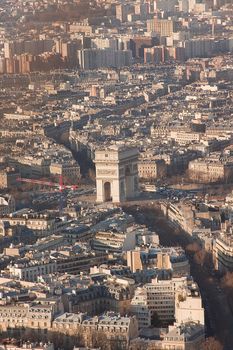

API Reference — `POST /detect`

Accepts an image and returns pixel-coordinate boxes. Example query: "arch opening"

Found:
[104,182,112,202]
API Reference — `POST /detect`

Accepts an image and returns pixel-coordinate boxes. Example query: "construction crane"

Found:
[16,175,78,213]
[17,175,78,192]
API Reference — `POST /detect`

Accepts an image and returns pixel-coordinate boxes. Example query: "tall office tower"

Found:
[129,36,158,58]
[55,39,81,66]
[155,18,175,37]
[184,38,214,59]
[147,18,175,37]
[144,46,165,63]
[178,0,189,11]
[4,40,24,58]
[0,58,6,73]
[77,48,132,69]
[154,0,178,12]
[4,42,13,59]
[144,0,156,13]
[91,37,119,50]
[116,3,128,22]
[188,0,197,11]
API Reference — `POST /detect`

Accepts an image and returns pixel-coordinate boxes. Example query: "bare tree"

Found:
[90,330,110,350]
[201,337,223,350]
[194,248,206,267]
[186,242,200,253]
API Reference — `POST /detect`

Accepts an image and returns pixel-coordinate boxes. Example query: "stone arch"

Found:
[125,166,131,176]
[125,165,132,198]
[104,182,112,202]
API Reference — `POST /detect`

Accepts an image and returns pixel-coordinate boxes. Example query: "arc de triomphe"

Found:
[94,145,139,203]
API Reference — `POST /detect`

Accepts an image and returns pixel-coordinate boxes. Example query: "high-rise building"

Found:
[115,3,131,22]
[91,37,119,50]
[55,39,81,66]
[77,48,132,70]
[147,18,175,37]
[178,0,189,12]
[144,46,165,63]
[184,38,214,59]
[4,39,54,59]
[154,0,178,12]
[130,36,158,58]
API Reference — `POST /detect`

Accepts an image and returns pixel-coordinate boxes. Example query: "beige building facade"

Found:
[188,157,233,183]
[49,162,81,184]
[213,235,233,272]
[127,250,143,273]
[138,159,167,180]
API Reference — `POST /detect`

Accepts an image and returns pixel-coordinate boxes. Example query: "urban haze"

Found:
[0,0,232,349]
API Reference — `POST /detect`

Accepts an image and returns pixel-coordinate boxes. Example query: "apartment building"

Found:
[138,159,167,180]
[154,0,178,11]
[131,277,204,333]
[49,162,81,184]
[4,39,54,58]
[1,213,60,237]
[130,322,205,349]
[0,304,28,330]
[175,287,205,325]
[130,287,152,329]
[170,130,202,145]
[0,299,60,331]
[161,201,195,235]
[69,23,93,35]
[0,169,19,189]
[147,19,175,37]
[115,4,131,22]
[67,283,132,316]
[77,49,132,70]
[127,250,143,273]
[57,252,108,274]
[8,259,57,282]
[188,156,233,183]
[92,229,136,253]
[53,312,138,349]
[145,276,187,324]
[12,156,50,178]
[213,234,233,273]
[30,235,64,252]
[0,195,15,216]
[151,125,170,138]
[144,46,165,64]
[140,247,190,276]
[0,342,54,350]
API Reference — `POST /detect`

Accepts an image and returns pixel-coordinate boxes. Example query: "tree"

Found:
[88,168,96,182]
[186,242,200,254]
[221,272,233,289]
[89,330,110,350]
[151,311,163,327]
[178,294,186,302]
[201,337,223,350]
[194,248,206,267]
